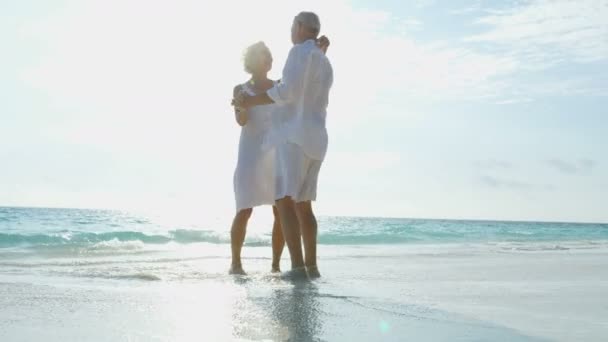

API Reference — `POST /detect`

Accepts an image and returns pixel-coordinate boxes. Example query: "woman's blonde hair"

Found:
[243,41,271,74]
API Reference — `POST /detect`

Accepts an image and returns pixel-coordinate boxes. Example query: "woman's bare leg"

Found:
[271,206,285,272]
[230,208,252,274]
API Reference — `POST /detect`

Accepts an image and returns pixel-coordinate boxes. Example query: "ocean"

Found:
[1,206,607,341]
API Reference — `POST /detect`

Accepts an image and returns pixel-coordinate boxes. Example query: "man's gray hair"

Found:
[295,11,321,36]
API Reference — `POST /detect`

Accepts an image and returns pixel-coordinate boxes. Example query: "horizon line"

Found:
[1,205,606,225]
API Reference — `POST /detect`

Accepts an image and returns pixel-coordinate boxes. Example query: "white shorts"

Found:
[275,143,322,203]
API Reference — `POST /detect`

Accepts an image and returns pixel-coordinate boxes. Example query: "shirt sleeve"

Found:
[267,45,307,105]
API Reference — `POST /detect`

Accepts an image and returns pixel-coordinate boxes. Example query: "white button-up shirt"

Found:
[267,39,333,161]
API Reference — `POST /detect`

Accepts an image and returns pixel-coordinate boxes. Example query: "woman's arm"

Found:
[233,85,248,126]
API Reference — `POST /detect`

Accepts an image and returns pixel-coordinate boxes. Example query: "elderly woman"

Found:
[230,42,284,275]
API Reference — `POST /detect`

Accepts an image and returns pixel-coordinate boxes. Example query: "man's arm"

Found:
[267,45,307,106]
[317,35,330,54]
[234,43,320,109]
[235,45,306,110]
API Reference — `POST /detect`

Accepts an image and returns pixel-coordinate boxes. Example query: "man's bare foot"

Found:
[271,264,281,273]
[280,266,309,281]
[306,265,321,279]
[229,264,246,275]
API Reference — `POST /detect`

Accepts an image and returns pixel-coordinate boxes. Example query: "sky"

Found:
[1,0,607,223]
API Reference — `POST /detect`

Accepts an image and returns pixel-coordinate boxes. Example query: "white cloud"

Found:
[466,0,608,65]
[480,175,555,192]
[328,151,401,172]
[397,18,423,32]
[449,2,483,15]
[413,0,436,8]
[494,97,533,105]
[473,159,513,169]
[546,158,597,175]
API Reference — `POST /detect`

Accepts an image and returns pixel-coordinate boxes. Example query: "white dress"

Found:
[233,82,277,212]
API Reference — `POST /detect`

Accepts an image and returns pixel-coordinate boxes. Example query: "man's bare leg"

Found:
[271,206,285,272]
[275,196,305,271]
[296,201,320,278]
[229,208,252,275]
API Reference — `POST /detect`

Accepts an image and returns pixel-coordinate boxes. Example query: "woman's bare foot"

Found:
[271,264,281,273]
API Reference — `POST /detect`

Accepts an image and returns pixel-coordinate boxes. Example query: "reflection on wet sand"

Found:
[230,277,323,341]
[270,282,322,341]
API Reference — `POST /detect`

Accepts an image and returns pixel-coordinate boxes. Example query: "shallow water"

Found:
[1,207,607,341]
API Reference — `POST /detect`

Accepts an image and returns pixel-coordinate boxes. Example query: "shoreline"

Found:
[1,245,607,341]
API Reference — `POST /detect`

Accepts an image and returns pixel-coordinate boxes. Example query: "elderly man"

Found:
[234,12,333,278]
